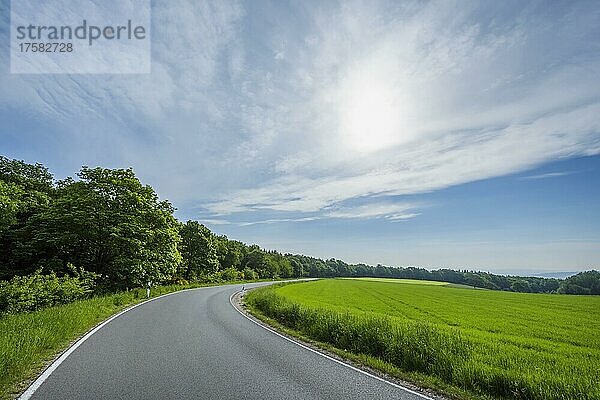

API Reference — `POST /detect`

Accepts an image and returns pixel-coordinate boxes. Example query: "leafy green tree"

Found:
[23,167,181,288]
[0,157,54,278]
[213,235,229,269]
[214,235,244,270]
[264,256,281,279]
[179,221,219,280]
[0,181,23,233]
[510,280,531,293]
[0,156,53,193]
[227,240,246,269]
[558,271,600,295]
[289,258,304,278]
[269,252,292,278]
[242,246,275,278]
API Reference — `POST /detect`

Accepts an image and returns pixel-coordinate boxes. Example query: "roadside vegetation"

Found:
[245,279,600,400]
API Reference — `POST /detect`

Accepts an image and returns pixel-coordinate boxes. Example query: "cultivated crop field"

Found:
[246,278,600,400]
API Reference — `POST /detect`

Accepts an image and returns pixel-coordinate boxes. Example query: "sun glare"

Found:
[339,75,403,153]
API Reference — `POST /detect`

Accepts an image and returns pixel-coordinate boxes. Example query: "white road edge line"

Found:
[18,285,218,400]
[229,290,435,400]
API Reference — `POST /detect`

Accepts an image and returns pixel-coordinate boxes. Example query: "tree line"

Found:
[1,156,598,297]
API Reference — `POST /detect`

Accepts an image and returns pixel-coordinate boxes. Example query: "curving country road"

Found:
[23,282,430,400]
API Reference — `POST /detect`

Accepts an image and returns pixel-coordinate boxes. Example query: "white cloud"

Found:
[207,102,600,217]
[520,172,575,180]
[198,219,233,226]
[325,203,420,220]
[238,217,318,226]
[204,202,420,226]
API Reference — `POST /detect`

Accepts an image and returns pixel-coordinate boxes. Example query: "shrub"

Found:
[242,268,259,280]
[0,266,98,314]
[221,267,242,281]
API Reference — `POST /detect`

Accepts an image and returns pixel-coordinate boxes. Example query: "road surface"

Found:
[24,282,430,400]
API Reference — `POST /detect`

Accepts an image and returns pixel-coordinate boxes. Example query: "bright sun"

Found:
[339,75,403,153]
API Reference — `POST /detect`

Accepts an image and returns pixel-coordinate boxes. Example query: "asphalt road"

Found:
[25,282,430,400]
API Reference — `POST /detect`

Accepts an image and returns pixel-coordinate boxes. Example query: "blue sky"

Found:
[1,0,599,274]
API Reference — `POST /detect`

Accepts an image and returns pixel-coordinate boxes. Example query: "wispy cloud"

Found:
[325,202,420,221]
[207,102,600,219]
[238,217,319,227]
[198,219,233,226]
[520,171,576,180]
[203,202,422,225]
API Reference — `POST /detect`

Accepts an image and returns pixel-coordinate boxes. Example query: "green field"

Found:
[245,278,600,400]
[342,277,451,285]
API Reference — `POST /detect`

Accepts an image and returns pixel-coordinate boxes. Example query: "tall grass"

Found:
[246,283,600,400]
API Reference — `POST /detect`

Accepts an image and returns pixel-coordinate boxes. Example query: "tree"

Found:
[242,247,274,278]
[289,258,304,278]
[214,236,244,270]
[23,167,181,288]
[0,157,54,279]
[510,280,531,293]
[0,156,53,193]
[558,271,600,295]
[179,221,219,280]
[0,181,23,233]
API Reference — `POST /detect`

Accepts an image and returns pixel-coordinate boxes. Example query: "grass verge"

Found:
[0,280,253,399]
